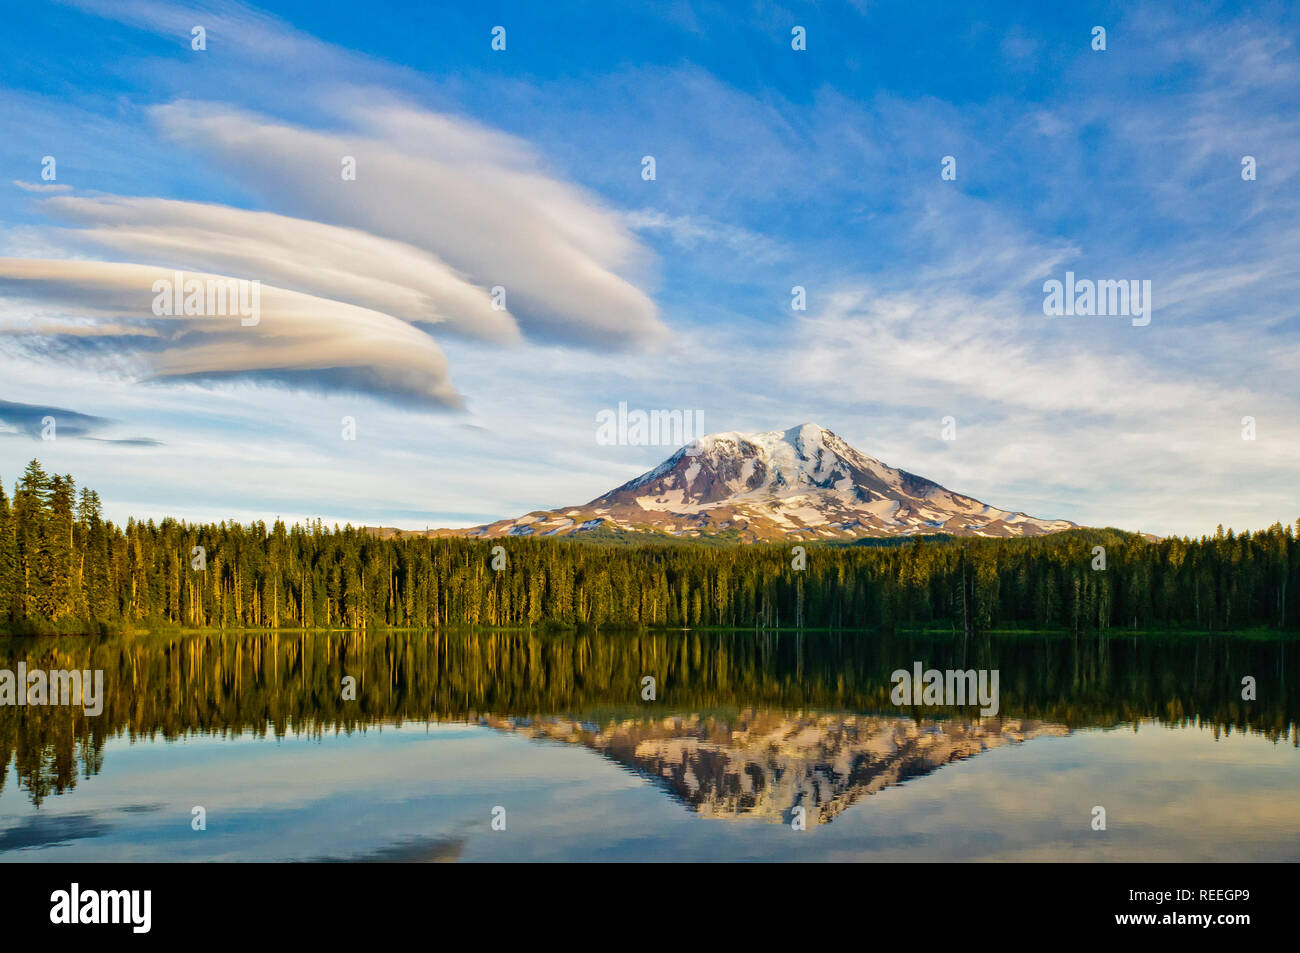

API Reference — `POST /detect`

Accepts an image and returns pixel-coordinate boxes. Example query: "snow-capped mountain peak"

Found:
[431,424,1077,542]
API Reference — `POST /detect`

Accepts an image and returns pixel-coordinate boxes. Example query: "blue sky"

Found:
[0,0,1297,536]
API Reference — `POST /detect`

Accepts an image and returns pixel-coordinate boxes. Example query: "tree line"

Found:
[1,459,1297,634]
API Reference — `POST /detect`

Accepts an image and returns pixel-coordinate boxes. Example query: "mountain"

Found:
[424,423,1076,543]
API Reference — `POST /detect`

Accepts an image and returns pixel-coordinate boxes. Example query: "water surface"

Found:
[1,628,1297,861]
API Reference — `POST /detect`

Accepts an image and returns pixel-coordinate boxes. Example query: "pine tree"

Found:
[13,460,52,622]
[0,480,16,622]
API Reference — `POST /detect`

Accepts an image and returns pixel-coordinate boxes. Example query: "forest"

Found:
[1,459,1297,635]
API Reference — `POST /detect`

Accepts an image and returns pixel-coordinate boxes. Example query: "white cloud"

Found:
[12,181,72,193]
[789,274,1300,536]
[0,258,462,408]
[149,100,668,349]
[39,192,521,344]
[625,208,783,263]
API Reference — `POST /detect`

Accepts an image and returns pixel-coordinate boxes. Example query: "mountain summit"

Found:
[429,423,1075,543]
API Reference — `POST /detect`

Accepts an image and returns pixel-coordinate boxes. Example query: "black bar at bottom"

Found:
[2,861,1275,940]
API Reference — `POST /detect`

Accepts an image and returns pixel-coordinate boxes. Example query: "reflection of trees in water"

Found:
[1,629,1296,806]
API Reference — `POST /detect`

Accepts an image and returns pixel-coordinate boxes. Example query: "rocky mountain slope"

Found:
[422,423,1075,543]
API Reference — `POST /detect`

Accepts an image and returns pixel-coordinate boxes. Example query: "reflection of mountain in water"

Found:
[486,711,1069,825]
[2,627,1294,808]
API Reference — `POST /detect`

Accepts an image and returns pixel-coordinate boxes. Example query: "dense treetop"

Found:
[2,460,1297,634]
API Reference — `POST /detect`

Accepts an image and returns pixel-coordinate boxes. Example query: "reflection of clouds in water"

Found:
[1,626,1297,861]
[0,811,111,853]
[0,802,164,854]
[303,835,463,863]
[813,724,1300,863]
[1,721,1297,862]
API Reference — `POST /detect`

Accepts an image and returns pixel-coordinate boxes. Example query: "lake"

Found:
[1,628,1298,861]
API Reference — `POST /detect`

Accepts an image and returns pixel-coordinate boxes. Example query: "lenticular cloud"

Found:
[149,100,667,349]
[0,258,463,409]
[1,98,666,409]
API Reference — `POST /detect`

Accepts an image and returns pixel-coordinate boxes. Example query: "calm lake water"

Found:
[1,628,1297,862]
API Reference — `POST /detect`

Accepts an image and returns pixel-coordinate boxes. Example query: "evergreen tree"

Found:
[0,459,1297,635]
